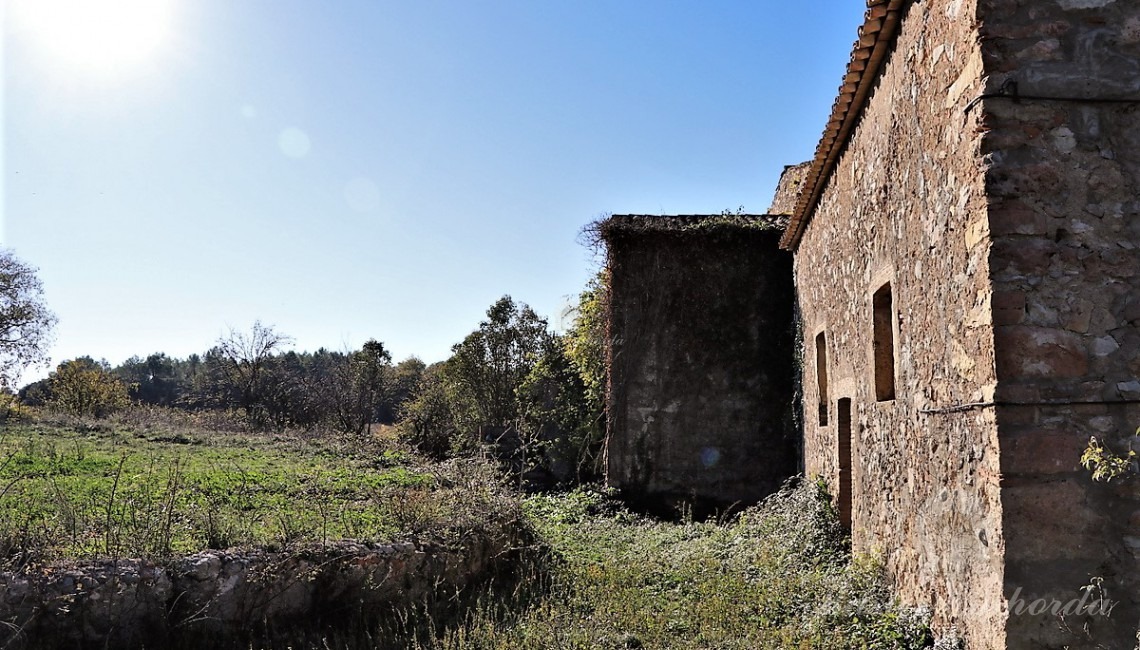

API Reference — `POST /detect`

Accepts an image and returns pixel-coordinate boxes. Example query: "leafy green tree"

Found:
[397,363,457,460]
[115,353,182,406]
[564,270,608,415]
[17,377,50,407]
[0,249,57,390]
[445,296,553,435]
[517,335,598,483]
[260,350,318,432]
[48,357,131,418]
[397,297,553,459]
[183,347,234,411]
[555,269,610,479]
[377,356,426,424]
[395,292,607,484]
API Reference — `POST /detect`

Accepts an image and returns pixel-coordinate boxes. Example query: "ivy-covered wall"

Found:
[601,215,796,512]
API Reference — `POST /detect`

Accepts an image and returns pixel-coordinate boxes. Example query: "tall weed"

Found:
[413,479,933,650]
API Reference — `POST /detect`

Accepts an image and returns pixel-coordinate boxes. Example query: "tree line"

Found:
[19,327,425,436]
[0,245,608,485]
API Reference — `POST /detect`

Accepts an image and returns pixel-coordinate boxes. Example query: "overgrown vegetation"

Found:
[0,407,937,649]
[45,357,131,418]
[17,288,607,490]
[397,292,605,487]
[402,480,933,650]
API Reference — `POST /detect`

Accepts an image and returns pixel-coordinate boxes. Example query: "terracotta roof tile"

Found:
[779,0,909,250]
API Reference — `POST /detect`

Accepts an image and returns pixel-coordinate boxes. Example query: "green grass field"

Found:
[0,415,489,566]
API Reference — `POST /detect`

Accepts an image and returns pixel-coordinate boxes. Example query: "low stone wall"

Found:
[0,531,521,649]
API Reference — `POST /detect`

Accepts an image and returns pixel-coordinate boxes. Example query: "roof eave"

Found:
[779,0,909,251]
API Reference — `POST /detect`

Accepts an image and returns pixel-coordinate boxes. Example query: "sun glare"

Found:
[12,0,174,75]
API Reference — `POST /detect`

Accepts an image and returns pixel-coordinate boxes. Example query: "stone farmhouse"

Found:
[603,0,1140,647]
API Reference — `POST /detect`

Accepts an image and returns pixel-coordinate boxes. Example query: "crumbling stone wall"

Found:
[602,215,796,512]
[790,0,1007,645]
[0,531,519,649]
[977,0,1140,646]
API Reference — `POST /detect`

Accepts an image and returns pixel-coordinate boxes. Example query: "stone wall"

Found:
[768,162,811,215]
[791,0,1008,645]
[977,0,1140,646]
[602,215,796,512]
[0,530,520,649]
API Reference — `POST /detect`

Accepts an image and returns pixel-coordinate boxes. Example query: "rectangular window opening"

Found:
[816,331,829,426]
[873,283,896,402]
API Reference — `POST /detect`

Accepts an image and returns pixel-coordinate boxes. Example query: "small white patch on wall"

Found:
[1057,0,1116,9]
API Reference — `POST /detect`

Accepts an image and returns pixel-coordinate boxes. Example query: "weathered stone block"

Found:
[993,290,1027,324]
[990,200,1049,236]
[1001,479,1104,562]
[1001,430,1086,474]
[991,237,1058,275]
[994,325,1090,379]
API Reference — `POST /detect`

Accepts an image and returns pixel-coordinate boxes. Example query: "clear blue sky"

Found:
[4,1,864,384]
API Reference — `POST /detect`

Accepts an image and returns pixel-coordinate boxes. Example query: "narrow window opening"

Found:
[837,397,853,532]
[873,283,896,401]
[816,331,829,426]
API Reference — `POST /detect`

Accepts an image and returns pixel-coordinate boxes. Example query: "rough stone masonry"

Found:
[783,0,1140,647]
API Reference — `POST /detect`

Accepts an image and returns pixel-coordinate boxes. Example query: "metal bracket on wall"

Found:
[921,398,1140,415]
[964,77,1140,115]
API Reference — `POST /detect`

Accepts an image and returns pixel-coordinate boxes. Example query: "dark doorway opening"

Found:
[837,397,853,532]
